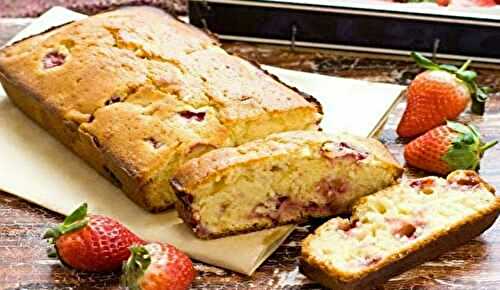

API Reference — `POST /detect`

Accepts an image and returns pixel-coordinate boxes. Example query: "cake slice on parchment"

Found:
[171,130,403,239]
[301,170,499,290]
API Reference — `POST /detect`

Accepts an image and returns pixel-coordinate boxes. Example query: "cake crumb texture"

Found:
[301,170,499,288]
[172,130,402,238]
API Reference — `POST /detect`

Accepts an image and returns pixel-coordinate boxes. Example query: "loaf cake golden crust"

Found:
[0,7,321,211]
[171,131,403,239]
[301,170,499,290]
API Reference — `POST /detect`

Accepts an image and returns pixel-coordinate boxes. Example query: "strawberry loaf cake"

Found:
[171,131,403,239]
[301,170,499,289]
[0,7,322,212]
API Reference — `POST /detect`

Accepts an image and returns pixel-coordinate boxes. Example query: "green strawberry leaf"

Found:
[439,64,459,73]
[476,86,490,101]
[463,134,475,145]
[468,124,481,138]
[442,122,497,171]
[63,203,87,225]
[43,203,89,245]
[411,52,489,115]
[456,70,477,82]
[446,120,472,135]
[470,84,489,115]
[59,219,89,236]
[442,143,479,171]
[42,228,60,240]
[121,246,152,290]
[482,86,493,94]
[411,52,440,70]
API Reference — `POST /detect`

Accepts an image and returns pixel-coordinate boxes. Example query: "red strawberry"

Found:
[404,121,497,175]
[121,242,196,290]
[397,52,489,138]
[452,0,496,7]
[436,0,451,6]
[43,203,144,272]
[473,0,497,6]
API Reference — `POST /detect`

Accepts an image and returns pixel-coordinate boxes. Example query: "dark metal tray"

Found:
[189,0,500,63]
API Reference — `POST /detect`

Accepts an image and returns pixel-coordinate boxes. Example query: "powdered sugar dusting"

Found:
[194,263,227,276]
[272,266,313,288]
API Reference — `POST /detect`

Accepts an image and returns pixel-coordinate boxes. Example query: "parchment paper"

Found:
[0,7,405,275]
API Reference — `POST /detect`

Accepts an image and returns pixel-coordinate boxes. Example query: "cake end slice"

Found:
[301,170,499,290]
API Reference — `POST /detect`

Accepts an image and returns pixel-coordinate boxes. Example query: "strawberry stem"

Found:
[458,59,471,72]
[480,140,498,154]
[411,52,440,70]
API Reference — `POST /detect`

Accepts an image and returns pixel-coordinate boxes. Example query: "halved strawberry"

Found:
[43,203,144,272]
[121,242,196,290]
[404,121,497,175]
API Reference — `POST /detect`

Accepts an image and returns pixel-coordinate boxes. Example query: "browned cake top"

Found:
[172,130,401,193]
[0,7,321,182]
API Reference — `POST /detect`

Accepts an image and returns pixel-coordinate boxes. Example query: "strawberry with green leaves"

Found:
[121,242,196,290]
[44,203,144,272]
[404,121,497,175]
[397,52,489,138]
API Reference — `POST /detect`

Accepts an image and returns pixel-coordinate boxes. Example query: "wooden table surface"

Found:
[1,18,500,290]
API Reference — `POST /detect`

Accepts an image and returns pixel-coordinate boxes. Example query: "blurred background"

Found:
[0,0,187,17]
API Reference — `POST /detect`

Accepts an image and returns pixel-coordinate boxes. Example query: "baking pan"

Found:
[189,0,500,63]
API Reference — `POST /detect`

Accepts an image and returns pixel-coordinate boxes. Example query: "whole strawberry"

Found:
[452,0,497,6]
[397,52,489,138]
[121,242,196,290]
[43,203,144,272]
[404,121,497,175]
[436,0,450,6]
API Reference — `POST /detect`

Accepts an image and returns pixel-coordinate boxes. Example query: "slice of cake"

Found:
[171,130,403,239]
[301,170,499,290]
